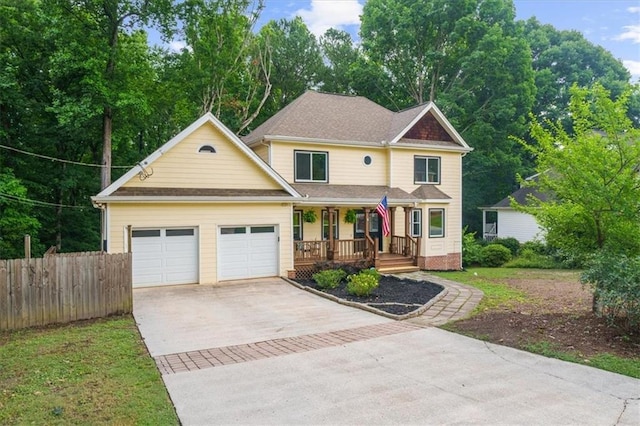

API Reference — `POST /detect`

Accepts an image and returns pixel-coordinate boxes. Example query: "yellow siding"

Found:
[270,142,388,185]
[107,203,292,283]
[122,123,280,190]
[253,144,270,164]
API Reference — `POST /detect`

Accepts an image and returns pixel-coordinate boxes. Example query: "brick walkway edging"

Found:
[155,322,423,375]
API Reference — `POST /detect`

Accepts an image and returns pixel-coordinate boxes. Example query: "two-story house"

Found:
[92,91,472,287]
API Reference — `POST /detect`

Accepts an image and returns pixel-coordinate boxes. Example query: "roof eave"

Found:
[91,195,302,204]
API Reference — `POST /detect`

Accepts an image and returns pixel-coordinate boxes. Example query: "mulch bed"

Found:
[296,275,444,316]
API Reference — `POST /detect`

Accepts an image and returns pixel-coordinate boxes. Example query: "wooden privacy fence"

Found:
[0,251,132,331]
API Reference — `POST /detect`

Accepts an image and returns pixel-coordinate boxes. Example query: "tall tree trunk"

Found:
[101,106,112,190]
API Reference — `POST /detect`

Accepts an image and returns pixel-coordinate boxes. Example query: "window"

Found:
[295,150,328,182]
[363,155,372,166]
[322,210,339,240]
[410,209,422,237]
[414,156,440,184]
[293,210,303,241]
[198,145,216,153]
[429,209,445,238]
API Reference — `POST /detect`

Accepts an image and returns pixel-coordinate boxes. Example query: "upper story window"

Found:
[414,156,440,184]
[295,150,328,182]
[198,145,216,153]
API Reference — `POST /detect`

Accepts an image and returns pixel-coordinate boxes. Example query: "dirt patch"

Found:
[449,271,640,359]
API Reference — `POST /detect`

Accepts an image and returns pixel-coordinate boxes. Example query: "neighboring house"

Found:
[480,174,548,243]
[92,91,472,287]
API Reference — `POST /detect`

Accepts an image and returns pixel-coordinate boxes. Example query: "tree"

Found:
[171,0,272,134]
[359,0,536,231]
[517,83,640,261]
[319,28,358,94]
[0,170,41,259]
[523,18,632,127]
[256,17,324,122]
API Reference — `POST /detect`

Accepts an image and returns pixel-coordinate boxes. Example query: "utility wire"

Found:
[0,192,88,209]
[0,144,135,169]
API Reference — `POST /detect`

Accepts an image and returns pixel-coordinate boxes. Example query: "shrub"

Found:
[313,269,346,289]
[491,237,521,257]
[520,240,549,255]
[581,252,640,333]
[462,227,484,267]
[480,244,512,267]
[504,249,559,269]
[346,268,380,296]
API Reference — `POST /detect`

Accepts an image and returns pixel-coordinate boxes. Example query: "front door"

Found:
[354,211,383,251]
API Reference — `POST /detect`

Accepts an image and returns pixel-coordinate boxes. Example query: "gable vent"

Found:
[198,145,216,153]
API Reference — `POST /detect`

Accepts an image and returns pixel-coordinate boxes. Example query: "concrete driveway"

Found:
[134,278,640,425]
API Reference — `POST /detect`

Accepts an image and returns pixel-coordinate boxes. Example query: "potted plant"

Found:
[344,209,357,224]
[303,210,317,223]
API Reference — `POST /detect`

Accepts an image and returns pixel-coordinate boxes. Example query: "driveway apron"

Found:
[134,278,640,425]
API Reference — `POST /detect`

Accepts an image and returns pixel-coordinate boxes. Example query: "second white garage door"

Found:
[218,225,278,281]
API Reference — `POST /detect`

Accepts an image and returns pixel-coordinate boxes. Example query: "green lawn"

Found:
[0,316,178,425]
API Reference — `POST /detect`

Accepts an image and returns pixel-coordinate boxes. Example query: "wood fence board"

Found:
[0,260,7,330]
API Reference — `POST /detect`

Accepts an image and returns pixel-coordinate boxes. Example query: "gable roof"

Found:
[485,174,550,209]
[93,113,300,202]
[242,91,472,152]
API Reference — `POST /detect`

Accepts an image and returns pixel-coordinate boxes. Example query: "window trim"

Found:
[322,209,339,240]
[414,156,441,184]
[294,150,329,183]
[410,208,422,237]
[428,208,445,238]
[293,210,303,241]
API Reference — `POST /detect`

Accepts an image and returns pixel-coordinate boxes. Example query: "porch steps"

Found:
[377,254,420,274]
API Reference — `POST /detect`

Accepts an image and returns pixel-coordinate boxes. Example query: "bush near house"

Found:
[490,237,521,257]
[581,252,640,332]
[480,244,512,267]
[347,269,381,297]
[313,269,347,289]
[462,227,484,267]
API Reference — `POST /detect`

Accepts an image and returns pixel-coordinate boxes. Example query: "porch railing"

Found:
[294,238,376,263]
[390,235,421,259]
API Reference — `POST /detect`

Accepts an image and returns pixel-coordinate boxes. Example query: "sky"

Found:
[252,0,640,81]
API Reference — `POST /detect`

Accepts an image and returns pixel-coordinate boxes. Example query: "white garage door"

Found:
[218,225,278,281]
[132,228,198,287]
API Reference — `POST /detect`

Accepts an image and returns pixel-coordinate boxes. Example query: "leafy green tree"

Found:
[523,18,632,128]
[256,17,324,123]
[0,170,41,259]
[319,28,358,94]
[359,0,536,231]
[517,83,640,261]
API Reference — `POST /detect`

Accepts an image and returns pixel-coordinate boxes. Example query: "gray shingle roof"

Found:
[411,185,452,200]
[244,91,394,145]
[292,184,417,203]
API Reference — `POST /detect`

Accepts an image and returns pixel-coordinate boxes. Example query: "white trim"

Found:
[95,113,300,199]
[389,102,471,150]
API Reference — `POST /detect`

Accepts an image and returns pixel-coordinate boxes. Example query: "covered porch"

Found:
[290,184,425,278]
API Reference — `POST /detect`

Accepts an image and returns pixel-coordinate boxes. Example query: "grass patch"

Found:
[525,341,640,379]
[431,268,528,312]
[0,315,178,425]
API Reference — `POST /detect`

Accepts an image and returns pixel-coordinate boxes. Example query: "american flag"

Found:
[376,195,391,237]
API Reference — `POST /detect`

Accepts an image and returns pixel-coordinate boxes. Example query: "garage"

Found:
[132,228,198,287]
[218,225,278,281]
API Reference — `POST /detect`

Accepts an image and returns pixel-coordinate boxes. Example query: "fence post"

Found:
[24,235,31,260]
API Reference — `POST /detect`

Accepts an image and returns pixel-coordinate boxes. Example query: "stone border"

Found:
[284,276,449,320]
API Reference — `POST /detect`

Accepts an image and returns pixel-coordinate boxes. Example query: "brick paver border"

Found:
[155,321,423,375]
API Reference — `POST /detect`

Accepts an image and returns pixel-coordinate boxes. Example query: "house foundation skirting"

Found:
[418,253,462,271]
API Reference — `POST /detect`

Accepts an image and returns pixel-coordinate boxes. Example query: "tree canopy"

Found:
[517,83,640,261]
[0,0,637,256]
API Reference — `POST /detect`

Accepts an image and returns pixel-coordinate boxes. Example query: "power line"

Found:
[0,192,88,209]
[0,144,134,169]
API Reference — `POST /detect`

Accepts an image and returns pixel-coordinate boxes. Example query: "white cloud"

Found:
[293,0,363,37]
[628,6,640,13]
[623,59,640,81]
[615,24,640,43]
